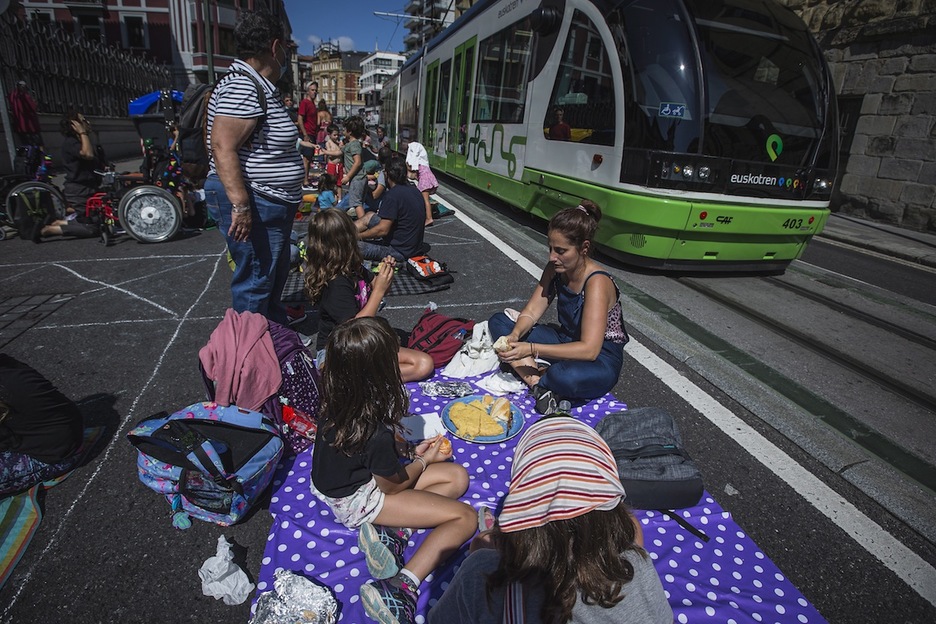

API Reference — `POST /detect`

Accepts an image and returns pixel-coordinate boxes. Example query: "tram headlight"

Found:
[809,176,833,199]
[682,165,694,179]
[698,166,711,180]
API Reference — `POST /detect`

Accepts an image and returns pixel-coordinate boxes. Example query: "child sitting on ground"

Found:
[311,317,479,624]
[303,209,433,382]
[316,172,338,210]
[405,142,439,227]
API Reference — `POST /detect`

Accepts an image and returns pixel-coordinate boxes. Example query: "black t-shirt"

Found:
[379,184,426,258]
[61,136,99,188]
[0,354,84,463]
[311,420,404,498]
[315,268,372,352]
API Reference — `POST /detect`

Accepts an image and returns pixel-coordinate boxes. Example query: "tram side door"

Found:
[446,38,476,179]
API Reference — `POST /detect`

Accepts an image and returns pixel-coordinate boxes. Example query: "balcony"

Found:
[405,0,421,15]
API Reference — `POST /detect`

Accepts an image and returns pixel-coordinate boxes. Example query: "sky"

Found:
[283,1,411,55]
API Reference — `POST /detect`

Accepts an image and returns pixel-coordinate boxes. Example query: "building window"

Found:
[30,11,52,25]
[218,28,236,57]
[77,14,104,43]
[124,16,147,49]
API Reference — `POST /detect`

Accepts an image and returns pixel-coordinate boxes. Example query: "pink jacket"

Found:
[198,309,281,410]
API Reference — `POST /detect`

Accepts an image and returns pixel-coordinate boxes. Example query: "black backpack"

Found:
[595,407,704,511]
[177,70,268,184]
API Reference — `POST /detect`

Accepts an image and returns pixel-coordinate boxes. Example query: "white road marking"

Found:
[52,263,178,316]
[0,253,227,619]
[454,209,936,608]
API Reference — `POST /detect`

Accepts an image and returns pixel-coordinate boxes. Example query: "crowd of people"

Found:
[195,10,654,624]
[3,9,667,624]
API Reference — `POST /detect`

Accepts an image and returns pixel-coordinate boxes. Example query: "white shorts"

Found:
[312,477,385,529]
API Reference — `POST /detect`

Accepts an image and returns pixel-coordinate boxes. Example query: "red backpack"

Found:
[407,309,475,368]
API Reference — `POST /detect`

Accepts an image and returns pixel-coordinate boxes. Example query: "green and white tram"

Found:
[382,0,839,272]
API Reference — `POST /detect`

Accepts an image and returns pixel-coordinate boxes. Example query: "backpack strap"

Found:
[206,69,269,157]
[228,69,269,134]
[658,509,710,542]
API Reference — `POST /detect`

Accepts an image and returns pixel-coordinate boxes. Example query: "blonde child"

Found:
[311,317,479,624]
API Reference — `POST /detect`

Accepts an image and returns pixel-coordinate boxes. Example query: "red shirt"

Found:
[298,97,317,137]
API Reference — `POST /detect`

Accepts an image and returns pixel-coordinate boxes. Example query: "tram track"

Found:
[678,277,936,414]
[675,275,936,493]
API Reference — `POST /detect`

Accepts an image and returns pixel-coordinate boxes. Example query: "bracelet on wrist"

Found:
[231,203,250,214]
[414,455,427,473]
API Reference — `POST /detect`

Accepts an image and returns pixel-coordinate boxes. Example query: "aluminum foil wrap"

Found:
[419,381,475,398]
[249,569,337,624]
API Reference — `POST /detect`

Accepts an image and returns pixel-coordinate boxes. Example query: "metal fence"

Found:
[0,12,171,119]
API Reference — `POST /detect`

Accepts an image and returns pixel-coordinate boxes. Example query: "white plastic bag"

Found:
[442,321,500,378]
[199,535,255,606]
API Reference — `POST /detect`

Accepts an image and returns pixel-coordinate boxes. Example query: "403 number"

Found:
[782,218,804,229]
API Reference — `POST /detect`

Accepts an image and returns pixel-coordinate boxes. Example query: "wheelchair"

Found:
[2,167,182,246]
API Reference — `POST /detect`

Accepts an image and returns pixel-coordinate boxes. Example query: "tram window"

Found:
[611,0,701,154]
[473,19,533,124]
[688,0,825,166]
[543,11,616,145]
[437,60,451,124]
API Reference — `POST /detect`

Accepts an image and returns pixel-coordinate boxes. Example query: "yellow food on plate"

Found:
[493,336,510,352]
[449,402,505,439]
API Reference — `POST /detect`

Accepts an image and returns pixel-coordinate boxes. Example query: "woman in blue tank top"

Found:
[488,200,629,414]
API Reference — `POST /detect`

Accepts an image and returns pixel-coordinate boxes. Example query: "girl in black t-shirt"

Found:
[311,318,480,624]
[303,208,433,382]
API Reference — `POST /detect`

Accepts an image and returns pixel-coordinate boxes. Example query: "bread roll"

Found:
[491,398,512,428]
[493,336,510,352]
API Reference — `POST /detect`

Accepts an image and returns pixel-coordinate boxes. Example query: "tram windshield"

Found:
[612,0,829,168]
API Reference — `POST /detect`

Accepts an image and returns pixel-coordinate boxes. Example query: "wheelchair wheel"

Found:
[100,223,113,246]
[4,181,67,227]
[117,185,181,243]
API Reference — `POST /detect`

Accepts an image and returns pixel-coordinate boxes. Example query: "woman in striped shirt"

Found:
[203,9,303,324]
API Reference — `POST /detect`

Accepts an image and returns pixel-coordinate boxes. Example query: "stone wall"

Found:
[778,0,936,231]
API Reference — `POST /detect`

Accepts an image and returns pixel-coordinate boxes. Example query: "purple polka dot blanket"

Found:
[253,378,826,624]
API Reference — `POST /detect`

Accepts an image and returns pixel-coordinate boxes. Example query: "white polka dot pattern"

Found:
[250,378,825,623]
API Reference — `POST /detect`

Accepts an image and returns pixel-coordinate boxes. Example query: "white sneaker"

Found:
[296,332,314,348]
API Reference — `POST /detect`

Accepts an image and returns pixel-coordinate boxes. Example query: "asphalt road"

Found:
[1,188,934,623]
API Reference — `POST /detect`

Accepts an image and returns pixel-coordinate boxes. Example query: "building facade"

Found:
[16,0,294,89]
[779,0,936,231]
[297,46,368,120]
[359,51,406,126]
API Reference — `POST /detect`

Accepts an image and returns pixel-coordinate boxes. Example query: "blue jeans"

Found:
[204,175,297,324]
[488,311,624,402]
[358,212,405,261]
